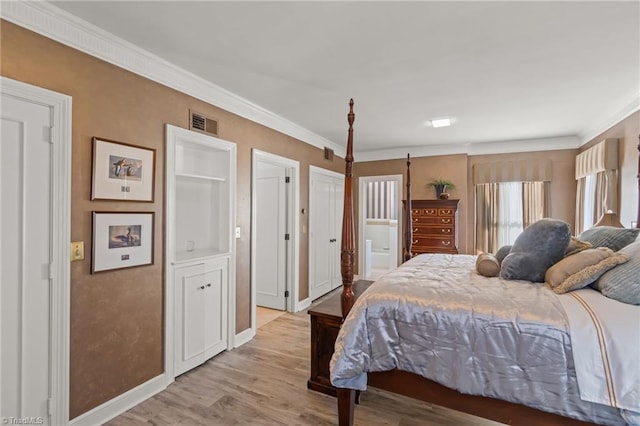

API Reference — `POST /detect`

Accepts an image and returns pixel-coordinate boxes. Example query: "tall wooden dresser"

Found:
[409,199,459,255]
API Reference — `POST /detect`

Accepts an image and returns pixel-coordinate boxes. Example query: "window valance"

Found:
[575,138,618,179]
[473,159,552,184]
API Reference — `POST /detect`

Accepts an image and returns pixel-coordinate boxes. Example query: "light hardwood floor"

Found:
[106,312,503,425]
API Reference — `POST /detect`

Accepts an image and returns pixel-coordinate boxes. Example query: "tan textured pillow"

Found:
[476,253,500,277]
[565,236,593,257]
[545,247,629,294]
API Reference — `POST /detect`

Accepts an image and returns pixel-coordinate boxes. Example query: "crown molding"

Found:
[578,92,640,146]
[0,1,345,156]
[355,135,580,162]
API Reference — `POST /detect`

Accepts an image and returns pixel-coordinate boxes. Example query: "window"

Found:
[476,181,549,253]
[497,182,523,247]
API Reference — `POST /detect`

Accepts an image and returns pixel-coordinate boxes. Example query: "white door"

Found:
[309,167,344,301]
[255,161,288,310]
[1,94,53,423]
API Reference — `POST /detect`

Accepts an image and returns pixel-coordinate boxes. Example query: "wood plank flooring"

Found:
[106,312,503,425]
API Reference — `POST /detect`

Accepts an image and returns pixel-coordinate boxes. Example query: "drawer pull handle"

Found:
[413,218,418,222]
[441,219,451,224]
[413,228,418,233]
[442,210,451,215]
[442,228,451,233]
[442,241,451,246]
[412,239,418,244]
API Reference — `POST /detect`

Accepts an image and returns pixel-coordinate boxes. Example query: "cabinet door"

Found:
[203,258,228,359]
[174,258,229,377]
[175,263,207,376]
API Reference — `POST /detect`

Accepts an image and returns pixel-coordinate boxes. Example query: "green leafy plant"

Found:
[427,178,456,190]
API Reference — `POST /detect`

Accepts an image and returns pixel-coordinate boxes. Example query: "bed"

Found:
[330,100,640,425]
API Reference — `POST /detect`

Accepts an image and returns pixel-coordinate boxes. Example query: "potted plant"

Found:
[428,178,456,199]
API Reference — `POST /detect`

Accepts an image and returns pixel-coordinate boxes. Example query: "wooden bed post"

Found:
[637,134,639,228]
[340,99,356,319]
[403,154,413,262]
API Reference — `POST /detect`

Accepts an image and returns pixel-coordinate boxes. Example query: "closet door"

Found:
[309,166,344,301]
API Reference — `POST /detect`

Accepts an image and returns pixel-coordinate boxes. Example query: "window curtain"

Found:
[575,177,585,234]
[522,181,550,228]
[575,139,618,233]
[475,183,500,253]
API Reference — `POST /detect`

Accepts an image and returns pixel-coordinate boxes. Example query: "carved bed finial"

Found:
[341,99,356,319]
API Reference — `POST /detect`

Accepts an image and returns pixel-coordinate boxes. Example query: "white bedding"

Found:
[557,289,640,413]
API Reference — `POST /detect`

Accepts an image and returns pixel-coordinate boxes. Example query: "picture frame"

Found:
[91,137,155,201]
[92,211,154,273]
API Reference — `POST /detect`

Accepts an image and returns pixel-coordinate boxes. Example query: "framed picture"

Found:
[92,211,154,273]
[91,137,155,201]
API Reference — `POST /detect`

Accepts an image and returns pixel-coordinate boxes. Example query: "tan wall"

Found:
[579,111,640,228]
[1,21,343,418]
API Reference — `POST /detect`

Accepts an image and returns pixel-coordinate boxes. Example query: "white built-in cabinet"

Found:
[165,124,236,377]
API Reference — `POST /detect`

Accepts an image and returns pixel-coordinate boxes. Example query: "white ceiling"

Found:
[41,2,640,158]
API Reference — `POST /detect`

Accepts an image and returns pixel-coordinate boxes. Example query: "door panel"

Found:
[255,161,287,310]
[203,261,227,358]
[1,95,52,422]
[181,270,206,365]
[309,168,345,300]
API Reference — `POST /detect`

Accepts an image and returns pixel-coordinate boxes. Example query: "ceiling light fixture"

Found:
[430,118,452,128]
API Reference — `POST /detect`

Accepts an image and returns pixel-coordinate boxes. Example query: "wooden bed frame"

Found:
[336,100,640,426]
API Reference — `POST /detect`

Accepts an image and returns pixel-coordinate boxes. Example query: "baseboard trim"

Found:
[69,374,167,426]
[234,327,255,348]
[296,298,311,312]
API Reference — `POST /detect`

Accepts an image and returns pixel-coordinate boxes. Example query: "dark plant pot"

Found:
[439,192,450,200]
[435,185,448,198]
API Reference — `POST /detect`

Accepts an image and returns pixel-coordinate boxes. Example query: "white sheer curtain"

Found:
[582,173,597,231]
[497,182,523,247]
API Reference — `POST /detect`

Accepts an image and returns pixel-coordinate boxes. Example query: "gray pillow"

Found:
[578,226,639,252]
[593,241,640,305]
[500,219,571,283]
[495,245,512,265]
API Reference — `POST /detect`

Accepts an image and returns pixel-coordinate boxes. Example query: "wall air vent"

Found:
[190,110,219,136]
[324,147,334,161]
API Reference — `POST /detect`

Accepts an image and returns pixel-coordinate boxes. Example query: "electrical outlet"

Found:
[70,241,84,261]
[235,227,241,239]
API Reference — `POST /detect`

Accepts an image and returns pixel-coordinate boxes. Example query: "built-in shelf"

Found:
[176,172,226,182]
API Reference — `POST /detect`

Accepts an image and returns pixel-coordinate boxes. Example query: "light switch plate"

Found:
[70,241,84,261]
[235,227,241,239]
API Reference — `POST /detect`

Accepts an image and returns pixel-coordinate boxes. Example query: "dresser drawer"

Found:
[438,208,455,217]
[411,236,455,250]
[412,225,454,236]
[411,216,454,225]
[412,208,437,217]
